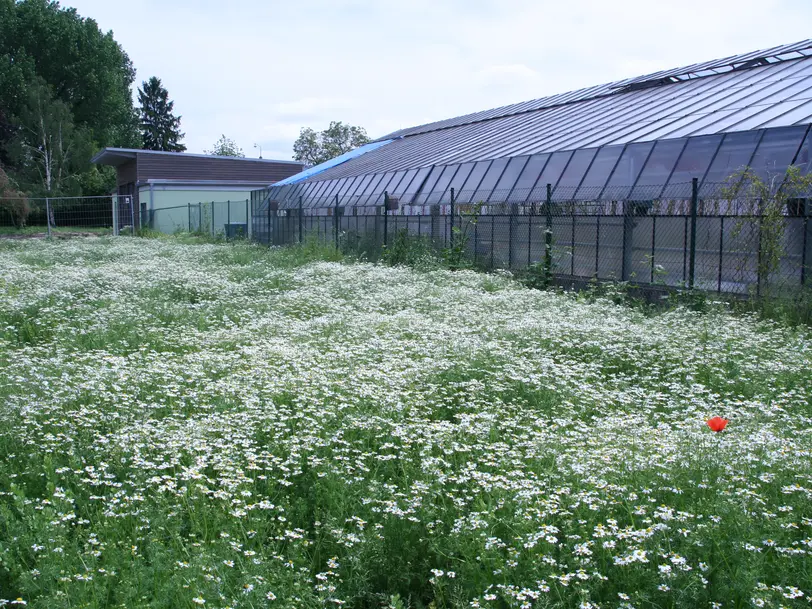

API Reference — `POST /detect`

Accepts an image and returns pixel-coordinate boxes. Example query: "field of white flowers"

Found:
[0,236,810,609]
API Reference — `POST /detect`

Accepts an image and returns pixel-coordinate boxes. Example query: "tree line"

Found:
[0,0,186,198]
[0,0,370,202]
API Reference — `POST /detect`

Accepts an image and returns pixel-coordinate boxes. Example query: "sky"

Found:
[65,0,812,161]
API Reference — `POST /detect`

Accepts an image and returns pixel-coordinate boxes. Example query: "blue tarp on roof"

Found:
[272,139,395,186]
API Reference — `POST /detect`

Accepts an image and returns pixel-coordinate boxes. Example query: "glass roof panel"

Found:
[306,181,328,202]
[345,175,369,199]
[320,178,344,202]
[601,142,654,199]
[508,153,550,202]
[528,151,573,201]
[335,176,360,203]
[427,165,461,204]
[474,158,509,202]
[575,145,625,199]
[555,148,598,198]
[376,170,408,205]
[747,125,808,181]
[305,182,327,204]
[267,185,288,207]
[702,130,763,186]
[282,183,304,207]
[490,156,529,202]
[401,166,433,204]
[315,181,337,206]
[415,166,445,204]
[662,134,723,198]
[390,169,418,198]
[446,162,475,198]
[345,174,373,206]
[630,138,687,199]
[793,127,812,174]
[292,183,313,203]
[355,174,384,205]
[368,172,398,206]
[457,161,493,202]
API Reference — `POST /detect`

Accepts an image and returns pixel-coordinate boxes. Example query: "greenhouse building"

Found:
[254,40,812,293]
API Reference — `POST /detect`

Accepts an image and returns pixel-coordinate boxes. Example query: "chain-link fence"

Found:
[253,180,811,296]
[0,195,136,238]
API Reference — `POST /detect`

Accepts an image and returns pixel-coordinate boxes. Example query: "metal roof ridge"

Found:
[93,147,303,165]
[374,40,812,143]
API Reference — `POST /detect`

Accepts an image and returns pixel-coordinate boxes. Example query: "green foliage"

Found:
[0,0,138,195]
[137,76,186,152]
[720,166,812,288]
[204,134,244,158]
[0,0,138,148]
[1,237,810,608]
[381,229,440,269]
[0,166,30,228]
[8,78,94,195]
[293,121,370,166]
[731,286,812,327]
[442,207,482,271]
[76,164,116,197]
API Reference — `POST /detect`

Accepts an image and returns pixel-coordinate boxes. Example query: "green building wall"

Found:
[141,187,254,236]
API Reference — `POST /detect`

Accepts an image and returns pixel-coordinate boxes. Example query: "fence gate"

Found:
[112,196,136,236]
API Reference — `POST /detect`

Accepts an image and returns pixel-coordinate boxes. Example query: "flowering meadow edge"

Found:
[0,237,810,609]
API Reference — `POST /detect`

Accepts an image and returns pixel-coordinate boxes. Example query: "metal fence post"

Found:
[198,202,202,235]
[474,217,479,265]
[650,215,656,283]
[112,196,119,236]
[756,201,764,296]
[508,202,516,268]
[527,204,532,268]
[621,201,634,281]
[129,196,135,235]
[802,200,810,286]
[449,188,456,251]
[187,202,191,232]
[210,202,215,238]
[490,215,495,269]
[334,204,340,250]
[299,196,304,243]
[246,199,251,240]
[571,210,576,277]
[334,194,339,249]
[595,215,601,277]
[383,192,390,248]
[689,177,698,289]
[718,216,725,292]
[45,198,52,238]
[227,200,231,240]
[545,184,553,279]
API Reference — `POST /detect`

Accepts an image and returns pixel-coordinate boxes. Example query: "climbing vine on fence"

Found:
[720,165,812,291]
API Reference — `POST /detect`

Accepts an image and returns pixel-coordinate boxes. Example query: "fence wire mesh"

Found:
[0,195,136,238]
[252,181,812,296]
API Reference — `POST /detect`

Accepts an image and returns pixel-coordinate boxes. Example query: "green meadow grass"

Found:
[0,236,810,609]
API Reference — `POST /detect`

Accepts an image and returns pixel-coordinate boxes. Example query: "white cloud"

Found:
[66,0,812,159]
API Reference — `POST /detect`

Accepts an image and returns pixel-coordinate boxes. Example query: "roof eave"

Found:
[91,149,138,166]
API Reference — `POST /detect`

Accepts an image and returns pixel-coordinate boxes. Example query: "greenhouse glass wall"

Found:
[253,40,812,295]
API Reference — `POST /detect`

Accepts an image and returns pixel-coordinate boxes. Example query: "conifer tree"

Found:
[137,77,186,152]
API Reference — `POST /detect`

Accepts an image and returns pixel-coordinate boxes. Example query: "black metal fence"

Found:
[252,180,811,296]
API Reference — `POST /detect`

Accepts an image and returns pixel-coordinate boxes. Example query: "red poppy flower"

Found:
[707,417,729,432]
